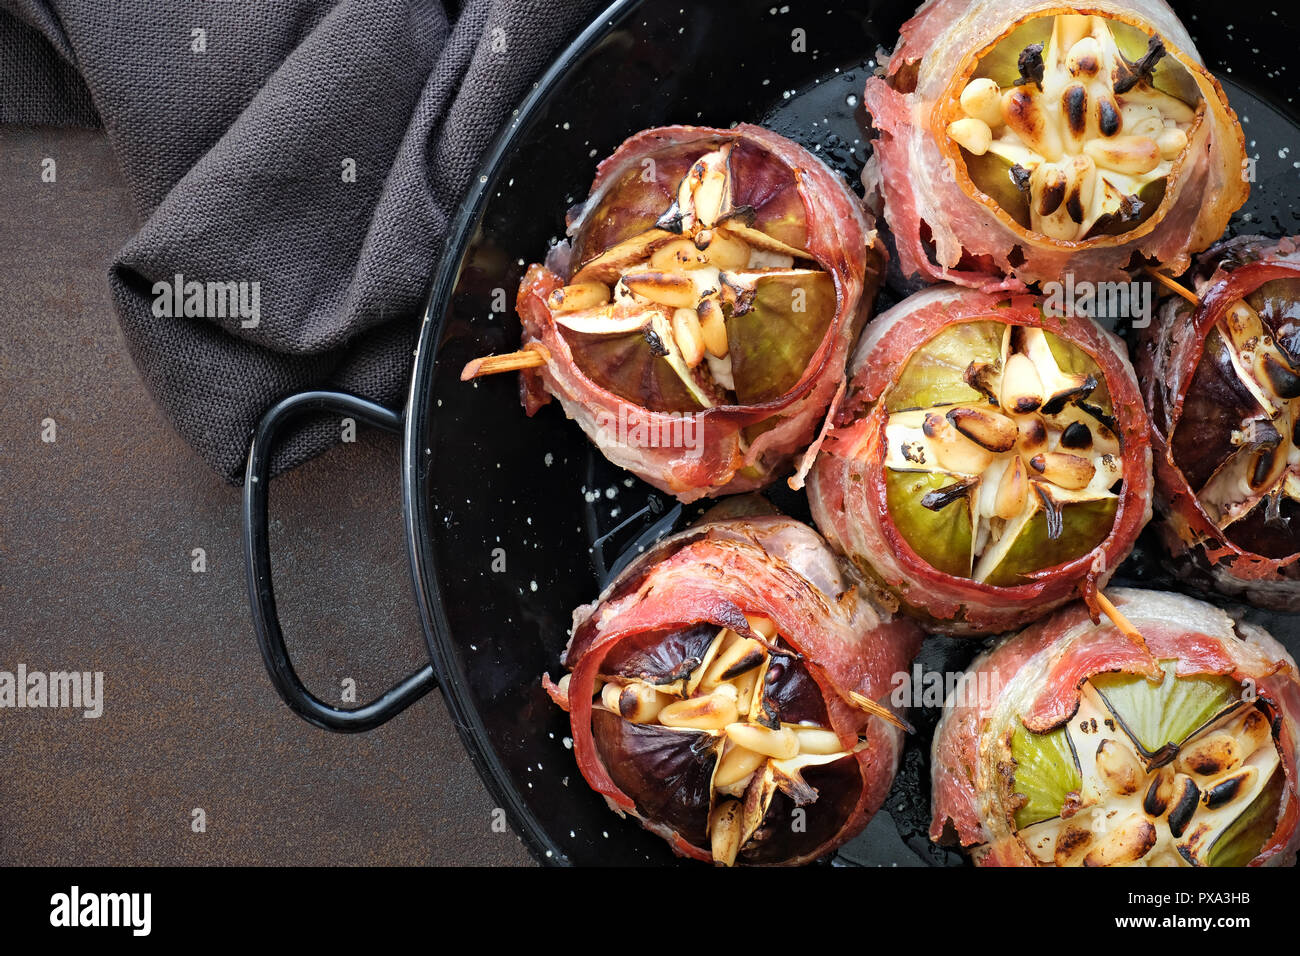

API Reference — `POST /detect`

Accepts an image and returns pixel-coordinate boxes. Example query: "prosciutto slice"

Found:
[544,512,922,865]
[1140,235,1300,610]
[930,588,1300,867]
[517,124,883,503]
[863,0,1248,290]
[806,284,1153,635]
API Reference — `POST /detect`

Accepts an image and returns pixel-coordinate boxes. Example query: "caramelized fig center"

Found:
[1006,663,1283,867]
[586,616,867,865]
[949,13,1202,241]
[882,320,1119,585]
[1172,279,1300,559]
[552,140,835,413]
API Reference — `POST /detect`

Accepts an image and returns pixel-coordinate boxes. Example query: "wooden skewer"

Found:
[1096,591,1147,650]
[1145,267,1199,306]
[848,690,913,733]
[460,343,550,381]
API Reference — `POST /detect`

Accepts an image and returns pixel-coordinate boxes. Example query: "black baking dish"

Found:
[241,0,1300,866]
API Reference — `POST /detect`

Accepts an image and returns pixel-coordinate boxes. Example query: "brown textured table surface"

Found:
[0,125,532,866]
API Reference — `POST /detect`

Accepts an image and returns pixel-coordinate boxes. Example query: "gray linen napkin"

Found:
[1,0,606,481]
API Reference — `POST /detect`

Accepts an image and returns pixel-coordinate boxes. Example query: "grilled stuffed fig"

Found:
[931,589,1300,866]
[543,512,922,866]
[508,124,883,503]
[864,0,1248,290]
[1141,236,1300,610]
[805,284,1152,635]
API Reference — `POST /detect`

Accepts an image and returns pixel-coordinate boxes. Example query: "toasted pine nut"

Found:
[714,744,766,789]
[547,281,610,312]
[1094,89,1122,138]
[994,457,1028,521]
[1123,88,1196,126]
[946,406,1018,453]
[1081,813,1157,866]
[702,636,765,688]
[1095,738,1143,795]
[1033,155,1096,240]
[659,690,738,730]
[793,726,843,755]
[709,800,743,867]
[1225,299,1261,335]
[1029,451,1096,491]
[1143,765,1174,817]
[599,682,622,713]
[703,230,749,270]
[725,722,799,760]
[1016,414,1049,455]
[622,271,699,309]
[1003,88,1063,162]
[672,307,706,368]
[732,669,760,715]
[1176,730,1243,778]
[1156,127,1187,160]
[694,165,728,228]
[1235,708,1273,756]
[1061,83,1090,151]
[947,117,992,156]
[924,412,994,475]
[1065,36,1103,78]
[1084,136,1160,176]
[1033,164,1068,218]
[602,681,670,724]
[746,616,778,641]
[959,78,1003,128]
[1167,773,1200,837]
[1053,824,1094,866]
[1203,766,1257,810]
[697,299,729,358]
[650,238,708,271]
[1000,353,1045,414]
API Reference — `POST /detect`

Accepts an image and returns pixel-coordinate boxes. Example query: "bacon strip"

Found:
[553,514,923,865]
[929,588,1300,866]
[807,284,1153,635]
[517,124,883,503]
[863,0,1248,289]
[1140,236,1300,609]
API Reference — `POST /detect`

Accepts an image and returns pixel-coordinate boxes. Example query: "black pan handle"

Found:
[242,390,437,733]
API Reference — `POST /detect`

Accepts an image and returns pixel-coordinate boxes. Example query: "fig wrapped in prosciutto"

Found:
[542,511,922,865]
[1141,236,1300,611]
[930,589,1300,866]
[496,124,883,503]
[806,284,1152,635]
[863,1,1248,290]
